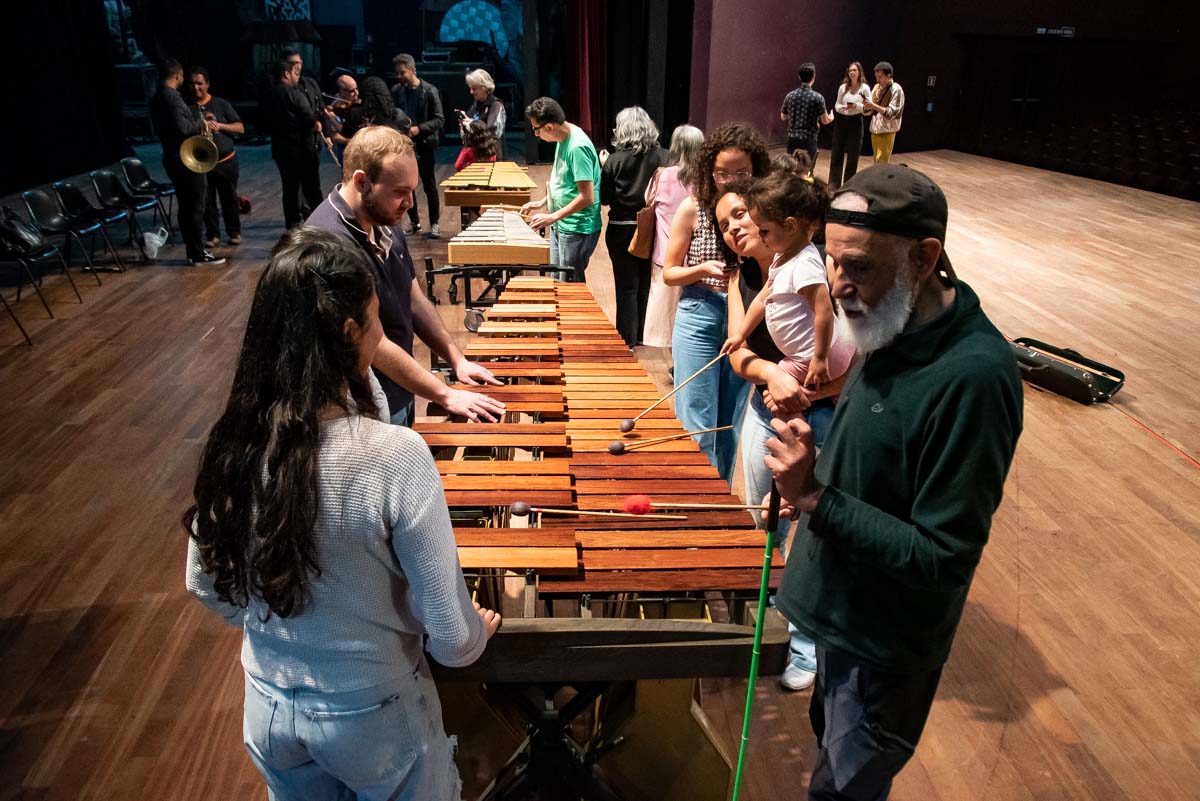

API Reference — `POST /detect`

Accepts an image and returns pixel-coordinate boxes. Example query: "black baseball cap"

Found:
[826,164,956,282]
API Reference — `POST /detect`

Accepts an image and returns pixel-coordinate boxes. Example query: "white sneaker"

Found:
[780,663,816,691]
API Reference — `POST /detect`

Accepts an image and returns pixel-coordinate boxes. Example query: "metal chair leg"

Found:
[1,289,33,345]
[99,226,125,271]
[55,251,83,302]
[16,258,53,317]
[70,232,102,285]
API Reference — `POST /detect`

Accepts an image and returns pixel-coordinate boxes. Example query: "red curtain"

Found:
[567,0,608,147]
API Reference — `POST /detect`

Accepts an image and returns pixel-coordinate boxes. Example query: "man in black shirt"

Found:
[149,59,224,265]
[188,66,244,246]
[306,127,505,425]
[781,62,834,172]
[264,55,324,229]
[392,53,445,238]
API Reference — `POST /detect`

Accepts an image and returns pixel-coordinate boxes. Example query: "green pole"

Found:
[731,482,781,801]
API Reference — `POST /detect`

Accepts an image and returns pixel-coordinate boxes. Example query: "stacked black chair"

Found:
[0,206,87,345]
[22,187,117,277]
[52,181,131,268]
[90,169,161,255]
[121,158,175,237]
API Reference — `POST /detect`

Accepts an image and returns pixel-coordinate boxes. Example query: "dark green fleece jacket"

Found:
[776,281,1023,673]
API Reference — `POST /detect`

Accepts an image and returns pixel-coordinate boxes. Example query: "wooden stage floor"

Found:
[1,146,1198,800]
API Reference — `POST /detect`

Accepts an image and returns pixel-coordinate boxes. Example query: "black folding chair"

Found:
[90,169,162,255]
[52,181,130,268]
[22,188,116,277]
[0,205,81,310]
[121,158,175,237]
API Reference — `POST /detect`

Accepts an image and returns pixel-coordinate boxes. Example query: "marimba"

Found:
[440,161,538,208]
[425,209,555,326]
[415,277,787,801]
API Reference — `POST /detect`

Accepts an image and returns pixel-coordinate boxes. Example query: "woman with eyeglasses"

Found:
[661,123,771,482]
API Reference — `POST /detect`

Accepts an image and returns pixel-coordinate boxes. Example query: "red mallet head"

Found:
[622,494,653,515]
[607,440,626,455]
[619,418,636,433]
[509,501,532,516]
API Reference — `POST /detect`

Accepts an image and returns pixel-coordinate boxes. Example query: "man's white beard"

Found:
[835,264,918,354]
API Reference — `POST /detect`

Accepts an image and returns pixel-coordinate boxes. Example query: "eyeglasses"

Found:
[531,122,547,135]
[713,169,752,182]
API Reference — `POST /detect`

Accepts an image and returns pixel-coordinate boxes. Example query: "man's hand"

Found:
[765,417,824,514]
[528,212,556,231]
[454,360,503,386]
[441,387,506,422]
[474,601,502,639]
[521,197,547,215]
[759,491,796,524]
[409,125,420,137]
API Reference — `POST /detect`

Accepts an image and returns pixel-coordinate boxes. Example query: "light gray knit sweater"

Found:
[186,404,486,691]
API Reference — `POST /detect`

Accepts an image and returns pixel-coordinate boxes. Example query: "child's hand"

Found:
[721,335,744,355]
[805,356,831,388]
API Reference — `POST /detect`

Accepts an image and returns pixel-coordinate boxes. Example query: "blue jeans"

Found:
[741,389,835,672]
[242,661,462,801]
[808,646,942,800]
[549,226,600,283]
[671,284,749,482]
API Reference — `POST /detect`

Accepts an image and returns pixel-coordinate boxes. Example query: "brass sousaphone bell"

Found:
[180,111,219,173]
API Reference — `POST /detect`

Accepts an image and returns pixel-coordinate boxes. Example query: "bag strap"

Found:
[645,167,663,206]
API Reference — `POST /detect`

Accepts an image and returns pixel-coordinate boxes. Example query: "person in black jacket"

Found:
[600,106,667,346]
[461,68,506,158]
[265,56,324,229]
[392,53,445,238]
[149,59,224,265]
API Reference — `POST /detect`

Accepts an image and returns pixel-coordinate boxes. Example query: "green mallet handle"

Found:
[731,482,781,801]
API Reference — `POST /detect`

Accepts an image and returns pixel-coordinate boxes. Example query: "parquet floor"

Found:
[1,146,1198,800]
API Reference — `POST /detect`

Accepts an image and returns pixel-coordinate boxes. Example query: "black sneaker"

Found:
[404,221,422,236]
[190,251,226,265]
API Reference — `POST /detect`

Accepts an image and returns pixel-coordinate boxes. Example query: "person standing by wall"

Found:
[520,97,602,283]
[600,106,668,347]
[827,61,872,189]
[392,54,445,238]
[780,62,833,172]
[864,61,905,164]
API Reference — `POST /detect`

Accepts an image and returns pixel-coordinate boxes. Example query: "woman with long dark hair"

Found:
[184,227,499,800]
[828,61,871,189]
[661,122,771,482]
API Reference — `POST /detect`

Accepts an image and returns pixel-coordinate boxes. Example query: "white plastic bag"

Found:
[143,227,169,260]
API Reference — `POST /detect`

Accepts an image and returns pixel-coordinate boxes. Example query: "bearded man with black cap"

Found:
[763,163,1023,801]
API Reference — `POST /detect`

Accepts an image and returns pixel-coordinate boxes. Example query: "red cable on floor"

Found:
[1116,407,1200,470]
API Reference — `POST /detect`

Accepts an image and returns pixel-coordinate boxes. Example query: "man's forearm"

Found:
[373,336,449,404]
[551,193,590,222]
[411,286,464,367]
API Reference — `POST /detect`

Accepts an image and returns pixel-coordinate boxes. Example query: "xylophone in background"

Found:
[425,208,556,327]
[410,276,788,801]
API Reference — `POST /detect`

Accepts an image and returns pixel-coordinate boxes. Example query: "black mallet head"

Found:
[607,441,626,455]
[509,501,532,516]
[619,419,635,433]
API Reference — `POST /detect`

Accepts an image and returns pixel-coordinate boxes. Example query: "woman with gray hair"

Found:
[642,124,703,349]
[461,68,506,157]
[599,106,668,346]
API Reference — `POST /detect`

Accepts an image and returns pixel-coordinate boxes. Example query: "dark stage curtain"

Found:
[566,0,607,147]
[1,0,130,196]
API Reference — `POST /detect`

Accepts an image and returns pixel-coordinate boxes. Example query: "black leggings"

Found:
[828,113,865,190]
[605,223,650,347]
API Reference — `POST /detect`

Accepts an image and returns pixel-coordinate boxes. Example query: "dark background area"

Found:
[1,0,1198,198]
